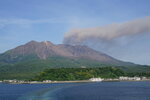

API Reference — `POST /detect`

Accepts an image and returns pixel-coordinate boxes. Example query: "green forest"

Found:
[33,67,125,81]
[33,67,150,81]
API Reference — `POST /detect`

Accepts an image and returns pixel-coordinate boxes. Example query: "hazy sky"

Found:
[0,0,150,65]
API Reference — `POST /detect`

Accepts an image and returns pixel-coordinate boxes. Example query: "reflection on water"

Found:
[0,83,72,100]
[18,85,60,100]
[18,83,82,100]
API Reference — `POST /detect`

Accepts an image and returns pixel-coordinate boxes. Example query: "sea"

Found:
[0,81,150,100]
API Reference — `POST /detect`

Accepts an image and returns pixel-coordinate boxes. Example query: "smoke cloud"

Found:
[63,17,150,45]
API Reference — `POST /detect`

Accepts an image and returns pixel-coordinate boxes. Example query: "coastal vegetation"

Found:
[127,72,150,77]
[32,67,125,81]
[32,67,150,81]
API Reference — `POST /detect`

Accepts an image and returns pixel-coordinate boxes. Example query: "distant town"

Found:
[1,76,150,84]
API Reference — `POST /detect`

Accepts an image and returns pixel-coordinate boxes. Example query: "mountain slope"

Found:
[0,40,133,65]
[0,40,138,79]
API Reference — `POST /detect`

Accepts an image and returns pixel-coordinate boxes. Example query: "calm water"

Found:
[0,81,150,100]
[0,83,72,100]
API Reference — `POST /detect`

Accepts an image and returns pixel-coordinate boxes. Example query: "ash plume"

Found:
[63,17,150,45]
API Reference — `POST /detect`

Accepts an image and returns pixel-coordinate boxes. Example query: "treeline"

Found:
[33,67,125,81]
[126,72,150,77]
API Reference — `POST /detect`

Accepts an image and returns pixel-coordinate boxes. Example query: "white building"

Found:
[89,78,103,82]
[119,76,141,81]
[43,80,51,83]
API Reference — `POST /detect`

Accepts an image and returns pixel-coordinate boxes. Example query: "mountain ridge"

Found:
[0,40,134,66]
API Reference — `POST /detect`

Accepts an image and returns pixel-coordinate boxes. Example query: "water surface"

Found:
[0,81,150,100]
[54,81,150,100]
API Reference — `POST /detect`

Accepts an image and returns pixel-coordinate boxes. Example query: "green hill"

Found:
[0,56,150,80]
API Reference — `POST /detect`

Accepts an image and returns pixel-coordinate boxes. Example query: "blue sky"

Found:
[0,0,150,65]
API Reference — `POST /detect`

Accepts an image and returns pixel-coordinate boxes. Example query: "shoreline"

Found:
[1,79,150,84]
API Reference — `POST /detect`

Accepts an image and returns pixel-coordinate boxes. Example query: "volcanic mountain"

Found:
[0,40,138,79]
[0,40,132,65]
